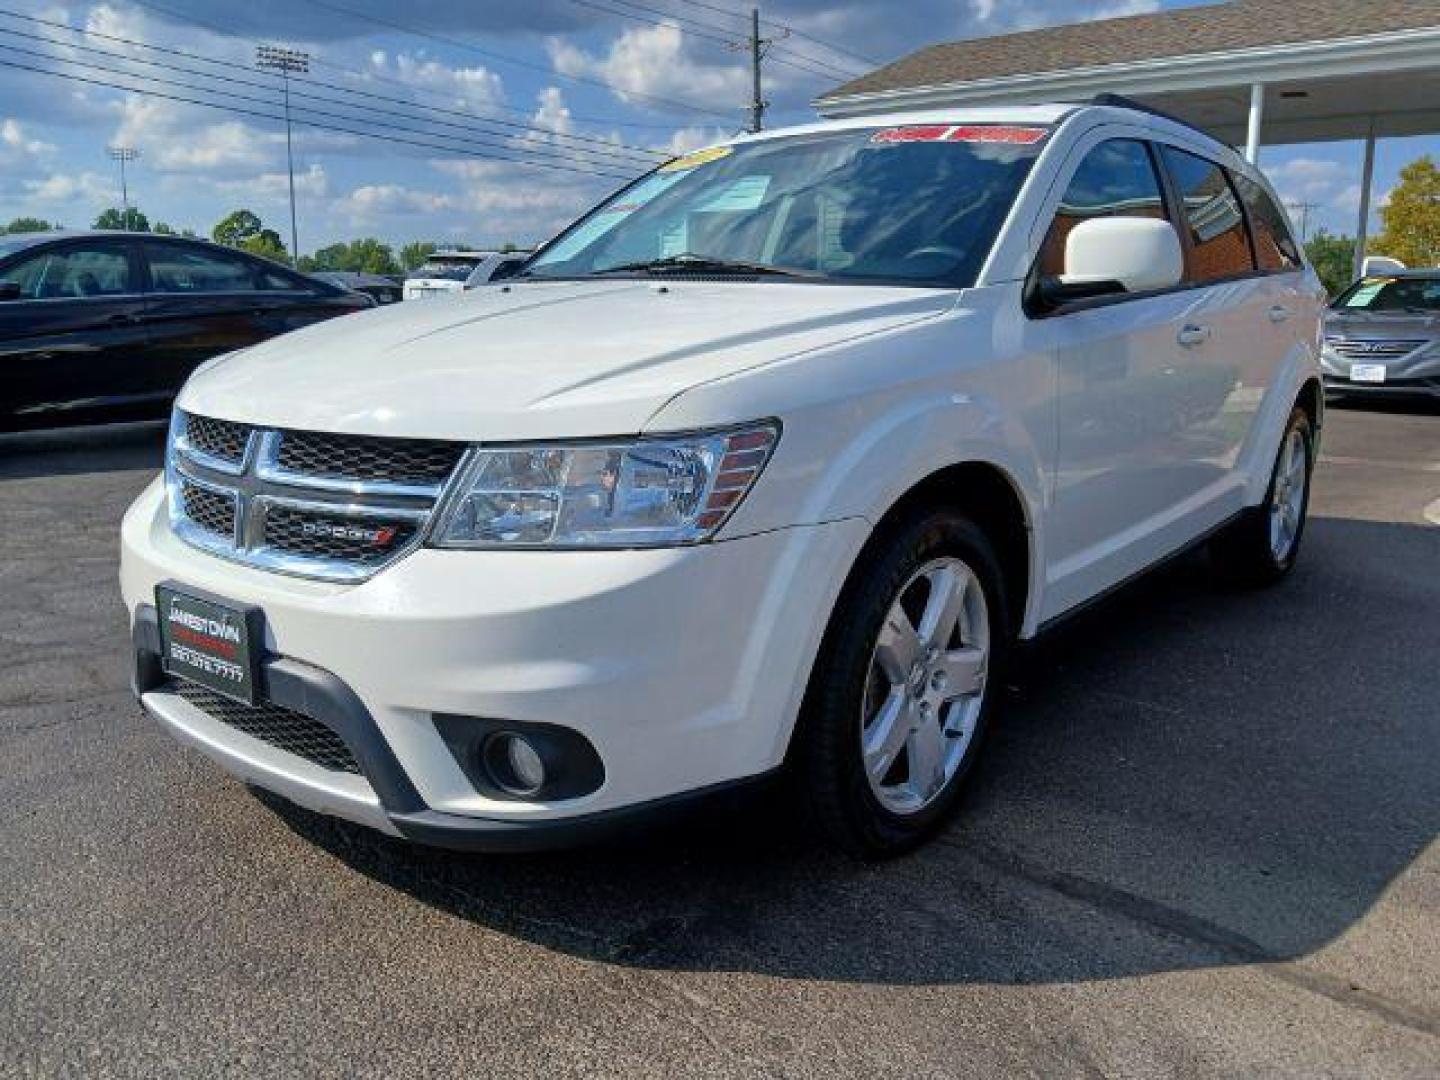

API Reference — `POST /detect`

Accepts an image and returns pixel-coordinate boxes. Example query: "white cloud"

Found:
[547,23,749,112]
[371,51,506,110]
[22,171,113,205]
[0,119,57,164]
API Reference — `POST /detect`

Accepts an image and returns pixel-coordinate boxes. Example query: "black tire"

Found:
[792,507,1012,859]
[1209,406,1315,588]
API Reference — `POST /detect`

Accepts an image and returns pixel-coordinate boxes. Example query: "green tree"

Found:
[211,208,264,247]
[400,241,437,271]
[240,232,289,262]
[93,207,150,231]
[152,221,176,235]
[305,238,400,276]
[1304,230,1357,296]
[212,208,287,262]
[5,216,53,233]
[1372,155,1440,269]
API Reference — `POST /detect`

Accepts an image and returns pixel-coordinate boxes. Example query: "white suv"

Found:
[121,101,1324,857]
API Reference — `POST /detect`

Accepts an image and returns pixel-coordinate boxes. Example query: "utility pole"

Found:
[107,146,140,222]
[739,8,786,133]
[1287,200,1321,243]
[256,45,310,266]
[749,9,765,134]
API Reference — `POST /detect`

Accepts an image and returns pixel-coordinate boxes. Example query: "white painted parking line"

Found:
[1320,455,1440,474]
[1425,499,1440,527]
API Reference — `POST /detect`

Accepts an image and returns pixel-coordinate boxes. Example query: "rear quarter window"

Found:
[1232,172,1302,272]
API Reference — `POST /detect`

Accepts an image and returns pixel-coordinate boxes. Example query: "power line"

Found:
[564,0,861,81]
[671,0,881,68]
[596,0,863,77]
[0,9,665,163]
[0,54,640,181]
[128,0,685,134]
[289,0,737,119]
[0,37,643,178]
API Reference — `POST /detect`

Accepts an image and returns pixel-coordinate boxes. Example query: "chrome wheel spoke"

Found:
[917,564,969,650]
[874,607,921,684]
[906,711,945,800]
[863,689,911,784]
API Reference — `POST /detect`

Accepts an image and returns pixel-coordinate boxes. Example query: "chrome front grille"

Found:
[167,411,467,582]
[1328,339,1427,361]
[275,430,464,488]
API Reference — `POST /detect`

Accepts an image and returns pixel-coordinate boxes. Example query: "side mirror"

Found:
[0,281,20,301]
[1041,217,1184,308]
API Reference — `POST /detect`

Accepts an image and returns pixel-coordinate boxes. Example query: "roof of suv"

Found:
[719,101,1242,169]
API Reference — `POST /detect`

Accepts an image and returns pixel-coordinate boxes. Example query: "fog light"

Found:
[483,732,546,796]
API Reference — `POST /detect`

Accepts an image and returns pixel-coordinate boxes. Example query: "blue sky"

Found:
[0,0,1432,254]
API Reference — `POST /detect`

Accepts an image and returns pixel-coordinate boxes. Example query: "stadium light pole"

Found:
[107,146,140,222]
[256,45,310,265]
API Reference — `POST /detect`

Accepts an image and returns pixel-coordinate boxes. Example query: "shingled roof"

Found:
[819,0,1440,103]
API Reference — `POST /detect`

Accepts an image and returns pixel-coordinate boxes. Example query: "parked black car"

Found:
[309,271,405,305]
[0,231,372,432]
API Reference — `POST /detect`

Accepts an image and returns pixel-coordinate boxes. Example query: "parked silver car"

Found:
[1323,270,1440,399]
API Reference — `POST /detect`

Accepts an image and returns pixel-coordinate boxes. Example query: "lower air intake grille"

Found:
[170,680,362,774]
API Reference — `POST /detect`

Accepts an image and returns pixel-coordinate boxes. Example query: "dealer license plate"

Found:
[155,584,263,705]
[1350,363,1387,384]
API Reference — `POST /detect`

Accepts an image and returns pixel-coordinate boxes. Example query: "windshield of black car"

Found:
[1334,276,1440,312]
[525,125,1050,288]
[410,259,479,281]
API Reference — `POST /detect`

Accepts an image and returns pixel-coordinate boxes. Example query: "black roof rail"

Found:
[1088,93,1228,149]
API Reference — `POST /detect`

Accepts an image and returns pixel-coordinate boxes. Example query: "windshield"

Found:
[1333,276,1440,313]
[410,258,481,281]
[525,125,1050,287]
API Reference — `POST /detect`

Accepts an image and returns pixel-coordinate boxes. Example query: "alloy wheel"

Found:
[860,557,990,816]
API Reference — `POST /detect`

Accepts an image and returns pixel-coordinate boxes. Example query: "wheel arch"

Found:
[863,459,1038,640]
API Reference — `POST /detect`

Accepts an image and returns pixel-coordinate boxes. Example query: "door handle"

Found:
[1268,305,1292,323]
[1177,324,1212,347]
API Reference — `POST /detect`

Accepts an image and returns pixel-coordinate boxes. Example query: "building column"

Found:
[1245,83,1265,163]
[1353,119,1377,280]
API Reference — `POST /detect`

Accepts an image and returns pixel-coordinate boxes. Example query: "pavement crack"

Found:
[948,838,1440,1041]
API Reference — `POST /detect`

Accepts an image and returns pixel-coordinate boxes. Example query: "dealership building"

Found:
[816,0,1440,275]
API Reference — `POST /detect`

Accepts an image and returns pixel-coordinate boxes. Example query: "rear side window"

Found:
[1037,139,1169,277]
[1,245,134,299]
[1231,172,1302,271]
[145,244,262,294]
[1161,147,1255,283]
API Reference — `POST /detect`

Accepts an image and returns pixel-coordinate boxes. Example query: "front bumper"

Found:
[121,477,867,850]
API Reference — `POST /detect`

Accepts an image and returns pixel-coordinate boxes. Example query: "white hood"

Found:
[179,280,956,440]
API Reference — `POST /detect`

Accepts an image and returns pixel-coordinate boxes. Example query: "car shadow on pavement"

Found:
[0,422,167,480]
[261,512,1440,994]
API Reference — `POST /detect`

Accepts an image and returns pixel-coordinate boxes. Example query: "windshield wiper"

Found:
[592,253,820,279]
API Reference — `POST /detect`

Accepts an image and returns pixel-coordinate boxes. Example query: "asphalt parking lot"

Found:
[2,402,1438,1078]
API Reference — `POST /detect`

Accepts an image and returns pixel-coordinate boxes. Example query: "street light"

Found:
[107,146,140,222]
[256,45,310,265]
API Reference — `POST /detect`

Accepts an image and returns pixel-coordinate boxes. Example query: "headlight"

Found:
[430,422,779,549]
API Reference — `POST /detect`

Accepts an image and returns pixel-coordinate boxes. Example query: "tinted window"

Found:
[1161,147,1254,283]
[1231,171,1301,271]
[1334,276,1440,312]
[1,244,134,299]
[146,244,263,294]
[528,125,1049,288]
[256,264,309,291]
[1038,139,1169,277]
